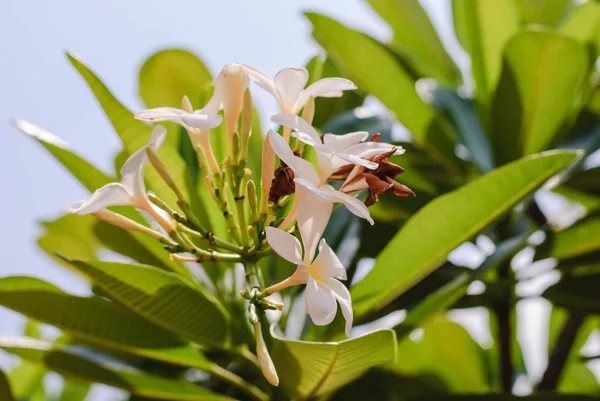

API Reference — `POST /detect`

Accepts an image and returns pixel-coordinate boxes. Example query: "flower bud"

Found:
[247,180,259,224]
[92,209,166,241]
[253,321,279,387]
[216,63,249,141]
[240,89,253,163]
[181,95,194,113]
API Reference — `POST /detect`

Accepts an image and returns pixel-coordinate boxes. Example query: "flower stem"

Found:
[209,364,269,401]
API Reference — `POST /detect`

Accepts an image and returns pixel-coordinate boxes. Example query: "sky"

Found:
[1,0,583,399]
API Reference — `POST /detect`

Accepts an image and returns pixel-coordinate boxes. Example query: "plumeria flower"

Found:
[267,130,374,230]
[271,113,404,182]
[265,226,353,335]
[243,65,356,116]
[66,126,173,230]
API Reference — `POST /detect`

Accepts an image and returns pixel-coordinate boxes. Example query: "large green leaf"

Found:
[139,49,212,113]
[351,150,579,318]
[58,380,91,401]
[0,369,14,401]
[0,276,214,371]
[541,214,600,261]
[453,0,519,114]
[559,0,600,61]
[368,0,460,85]
[390,319,490,393]
[394,233,529,335]
[516,0,574,27]
[0,338,227,401]
[60,258,231,348]
[271,329,396,398]
[67,53,189,210]
[490,30,587,164]
[305,12,464,173]
[16,120,113,192]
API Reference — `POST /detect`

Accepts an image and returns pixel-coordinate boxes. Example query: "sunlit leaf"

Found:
[540,214,600,261]
[490,30,587,164]
[306,12,464,173]
[453,0,519,115]
[368,0,460,85]
[0,338,227,401]
[59,258,231,348]
[515,0,574,27]
[351,150,579,318]
[272,329,396,398]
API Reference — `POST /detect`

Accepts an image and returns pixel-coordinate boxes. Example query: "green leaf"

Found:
[271,329,396,398]
[542,214,600,261]
[58,380,91,401]
[431,88,494,172]
[139,49,212,112]
[67,53,188,209]
[60,258,231,348]
[351,150,580,318]
[0,369,15,401]
[490,30,588,164]
[16,120,113,192]
[559,363,600,394]
[368,0,459,85]
[389,319,490,393]
[305,12,464,173]
[559,0,600,61]
[452,0,519,113]
[544,274,600,314]
[516,0,574,27]
[0,276,213,371]
[7,360,45,400]
[0,338,227,401]
[394,233,529,335]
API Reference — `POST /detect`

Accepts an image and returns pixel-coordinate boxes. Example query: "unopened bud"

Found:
[301,96,315,125]
[93,209,166,241]
[217,63,249,140]
[253,321,279,387]
[181,95,194,113]
[146,148,185,201]
[240,89,253,163]
[260,133,276,216]
[247,180,259,224]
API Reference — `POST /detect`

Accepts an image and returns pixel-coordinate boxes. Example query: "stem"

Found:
[283,126,292,143]
[209,364,269,401]
[537,313,585,391]
[245,261,264,288]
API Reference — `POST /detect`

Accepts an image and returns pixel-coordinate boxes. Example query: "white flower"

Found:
[243,65,357,115]
[66,126,172,230]
[271,113,404,182]
[266,226,353,335]
[267,130,374,230]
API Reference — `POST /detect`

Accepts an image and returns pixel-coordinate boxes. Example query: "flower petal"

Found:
[242,64,278,97]
[274,68,309,112]
[265,226,305,266]
[271,113,328,152]
[120,126,166,198]
[180,114,222,130]
[268,130,320,186]
[66,183,134,215]
[134,107,186,122]
[323,132,369,152]
[294,77,357,113]
[345,142,404,159]
[296,190,333,263]
[324,278,354,336]
[335,153,379,170]
[305,276,337,326]
[311,239,347,280]
[318,185,374,225]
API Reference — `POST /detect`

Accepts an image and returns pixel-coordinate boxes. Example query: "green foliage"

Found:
[5,2,600,399]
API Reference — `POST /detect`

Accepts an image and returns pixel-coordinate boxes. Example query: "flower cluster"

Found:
[66,62,413,385]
